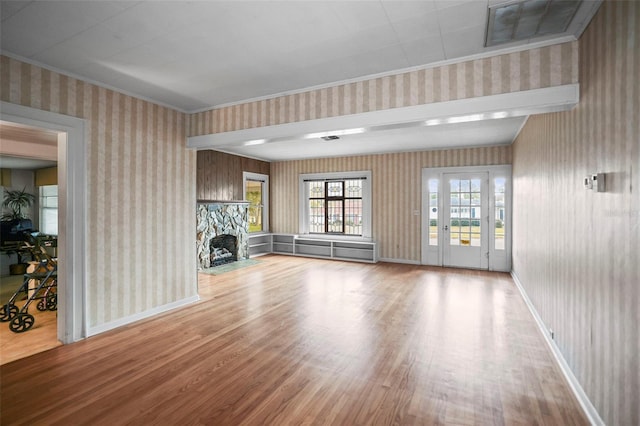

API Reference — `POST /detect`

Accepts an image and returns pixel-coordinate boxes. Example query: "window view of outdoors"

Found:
[40,185,58,235]
[429,179,438,246]
[449,178,482,247]
[308,179,363,235]
[246,180,263,232]
[495,177,506,250]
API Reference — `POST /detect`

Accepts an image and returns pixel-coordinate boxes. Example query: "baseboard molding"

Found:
[87,295,200,337]
[510,271,604,426]
[378,257,421,265]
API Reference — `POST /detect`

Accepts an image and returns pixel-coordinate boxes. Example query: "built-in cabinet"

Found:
[248,233,377,263]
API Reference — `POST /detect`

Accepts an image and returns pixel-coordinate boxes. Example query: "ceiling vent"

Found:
[485,0,581,47]
[321,135,340,141]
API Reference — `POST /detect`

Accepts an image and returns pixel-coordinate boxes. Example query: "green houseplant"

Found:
[2,187,36,274]
[2,187,36,221]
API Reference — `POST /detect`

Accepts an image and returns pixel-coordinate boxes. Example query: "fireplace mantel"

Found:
[197,200,249,204]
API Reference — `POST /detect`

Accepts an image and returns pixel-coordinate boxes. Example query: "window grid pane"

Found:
[344,198,362,235]
[327,200,343,233]
[309,199,325,233]
[39,185,58,236]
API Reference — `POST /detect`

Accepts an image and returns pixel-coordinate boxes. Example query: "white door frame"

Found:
[421,165,512,272]
[443,171,489,269]
[1,101,87,343]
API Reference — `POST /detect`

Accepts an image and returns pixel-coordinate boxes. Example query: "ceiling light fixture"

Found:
[303,128,366,139]
[485,0,581,47]
[446,114,486,124]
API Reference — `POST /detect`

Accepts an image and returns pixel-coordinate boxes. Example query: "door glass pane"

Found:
[449,178,482,249]
[246,180,263,232]
[494,177,506,250]
[450,205,459,246]
[428,179,438,246]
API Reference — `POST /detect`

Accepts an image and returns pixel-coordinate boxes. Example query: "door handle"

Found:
[443,225,449,231]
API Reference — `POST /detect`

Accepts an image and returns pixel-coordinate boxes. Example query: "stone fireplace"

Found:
[196,201,248,270]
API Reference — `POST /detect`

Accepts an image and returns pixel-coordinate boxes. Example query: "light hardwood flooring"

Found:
[0,255,588,425]
[0,275,61,365]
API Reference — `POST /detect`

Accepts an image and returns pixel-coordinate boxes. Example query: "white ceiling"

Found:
[0,1,600,162]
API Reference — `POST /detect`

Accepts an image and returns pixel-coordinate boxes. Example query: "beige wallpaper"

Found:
[271,146,511,261]
[512,2,639,425]
[189,41,577,136]
[1,55,198,329]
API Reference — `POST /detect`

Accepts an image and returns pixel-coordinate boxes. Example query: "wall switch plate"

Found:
[592,173,606,192]
[584,176,592,189]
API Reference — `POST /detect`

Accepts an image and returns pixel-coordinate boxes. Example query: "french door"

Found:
[422,165,511,272]
[443,172,488,269]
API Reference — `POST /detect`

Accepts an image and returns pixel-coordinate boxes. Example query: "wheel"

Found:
[46,294,57,311]
[37,299,47,311]
[9,313,35,333]
[0,304,19,322]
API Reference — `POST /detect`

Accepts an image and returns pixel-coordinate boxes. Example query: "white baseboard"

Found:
[511,271,604,426]
[87,295,200,337]
[378,257,421,265]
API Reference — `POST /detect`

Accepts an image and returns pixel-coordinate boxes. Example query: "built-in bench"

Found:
[248,233,377,263]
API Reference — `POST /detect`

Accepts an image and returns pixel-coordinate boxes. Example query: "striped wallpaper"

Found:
[271,146,511,261]
[189,41,578,136]
[0,55,198,329]
[512,2,639,425]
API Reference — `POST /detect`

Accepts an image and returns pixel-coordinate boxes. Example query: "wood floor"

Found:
[0,255,588,425]
[0,275,61,365]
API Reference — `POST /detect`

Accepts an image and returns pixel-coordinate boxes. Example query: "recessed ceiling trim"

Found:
[187,84,579,151]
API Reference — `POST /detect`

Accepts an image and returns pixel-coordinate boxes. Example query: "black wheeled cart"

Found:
[0,241,57,333]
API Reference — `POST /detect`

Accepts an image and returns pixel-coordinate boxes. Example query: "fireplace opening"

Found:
[210,234,238,267]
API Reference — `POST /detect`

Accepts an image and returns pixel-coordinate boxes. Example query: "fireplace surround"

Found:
[196,201,249,269]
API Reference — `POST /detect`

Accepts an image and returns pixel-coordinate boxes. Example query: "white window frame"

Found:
[39,185,58,235]
[243,172,269,234]
[299,170,372,240]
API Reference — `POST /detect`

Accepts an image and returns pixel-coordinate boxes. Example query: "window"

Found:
[39,185,58,235]
[300,171,371,238]
[243,172,269,233]
[494,177,506,250]
[428,179,438,246]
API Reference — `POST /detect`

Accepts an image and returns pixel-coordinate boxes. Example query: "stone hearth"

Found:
[196,201,248,269]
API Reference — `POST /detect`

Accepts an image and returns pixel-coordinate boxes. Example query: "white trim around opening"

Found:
[1,101,87,343]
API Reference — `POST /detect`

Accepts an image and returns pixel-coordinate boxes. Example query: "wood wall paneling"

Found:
[196,150,270,201]
[512,2,639,425]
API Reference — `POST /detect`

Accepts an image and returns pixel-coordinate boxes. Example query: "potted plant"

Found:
[1,187,36,274]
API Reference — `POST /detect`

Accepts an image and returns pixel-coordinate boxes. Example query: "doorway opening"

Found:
[421,165,511,272]
[0,101,87,360]
[0,121,62,363]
